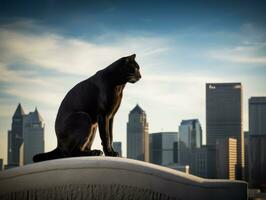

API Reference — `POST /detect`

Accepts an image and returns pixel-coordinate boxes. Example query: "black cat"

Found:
[33,54,141,162]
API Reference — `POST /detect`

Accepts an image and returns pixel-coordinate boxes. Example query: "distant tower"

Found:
[127,104,149,162]
[113,141,122,157]
[0,158,3,171]
[20,107,45,165]
[249,97,266,135]
[8,103,25,166]
[206,83,244,180]
[178,119,202,165]
[248,97,266,190]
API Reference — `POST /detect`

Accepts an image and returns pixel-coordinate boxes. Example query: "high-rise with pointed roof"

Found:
[127,104,149,162]
[8,103,25,166]
[7,104,44,167]
[21,107,45,165]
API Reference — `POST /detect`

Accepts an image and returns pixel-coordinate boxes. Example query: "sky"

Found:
[0,0,265,163]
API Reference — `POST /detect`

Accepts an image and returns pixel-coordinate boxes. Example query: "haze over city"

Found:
[0,0,266,164]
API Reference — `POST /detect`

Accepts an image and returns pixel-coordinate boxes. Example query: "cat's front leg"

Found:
[98,115,119,157]
[108,117,120,157]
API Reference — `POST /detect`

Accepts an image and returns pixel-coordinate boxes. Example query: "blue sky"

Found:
[0,0,265,163]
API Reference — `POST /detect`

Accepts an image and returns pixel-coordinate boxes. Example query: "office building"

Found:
[0,158,3,171]
[20,108,45,165]
[7,103,24,166]
[216,138,237,180]
[127,104,149,162]
[248,135,266,190]
[7,104,44,167]
[206,83,244,179]
[188,145,216,178]
[244,131,249,181]
[113,141,122,157]
[178,119,202,165]
[248,97,266,190]
[249,97,266,135]
[149,132,178,166]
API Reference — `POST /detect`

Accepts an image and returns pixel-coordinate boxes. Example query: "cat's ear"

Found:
[125,54,136,63]
[130,54,136,60]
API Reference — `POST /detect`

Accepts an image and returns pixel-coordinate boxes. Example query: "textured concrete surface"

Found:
[0,157,247,200]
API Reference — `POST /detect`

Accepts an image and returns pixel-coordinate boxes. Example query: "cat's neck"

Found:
[100,63,127,86]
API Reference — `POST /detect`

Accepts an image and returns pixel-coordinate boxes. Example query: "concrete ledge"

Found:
[0,157,247,200]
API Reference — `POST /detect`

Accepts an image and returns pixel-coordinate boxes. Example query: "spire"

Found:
[12,103,25,118]
[131,104,144,114]
[31,107,44,122]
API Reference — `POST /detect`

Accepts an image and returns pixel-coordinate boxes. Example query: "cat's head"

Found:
[122,54,141,84]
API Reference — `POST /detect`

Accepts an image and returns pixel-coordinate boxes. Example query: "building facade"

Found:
[216,138,237,180]
[244,131,249,181]
[248,135,266,190]
[0,158,3,171]
[206,83,244,180]
[149,132,178,166]
[127,105,149,162]
[20,108,45,165]
[113,141,122,157]
[249,97,266,135]
[178,119,202,165]
[248,97,266,190]
[8,103,24,166]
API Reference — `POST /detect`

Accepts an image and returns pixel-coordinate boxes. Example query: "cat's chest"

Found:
[102,85,124,115]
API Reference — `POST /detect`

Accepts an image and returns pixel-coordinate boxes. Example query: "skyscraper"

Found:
[0,158,3,171]
[113,141,122,157]
[206,83,244,180]
[248,135,266,190]
[178,119,202,165]
[7,104,45,167]
[216,138,237,180]
[8,103,24,166]
[149,132,178,166]
[20,108,45,165]
[127,104,149,162]
[248,96,266,190]
[249,97,266,135]
[244,131,249,181]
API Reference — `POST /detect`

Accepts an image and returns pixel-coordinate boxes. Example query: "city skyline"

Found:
[0,88,264,164]
[0,1,266,164]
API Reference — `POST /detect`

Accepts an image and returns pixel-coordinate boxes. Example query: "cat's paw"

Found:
[90,149,103,156]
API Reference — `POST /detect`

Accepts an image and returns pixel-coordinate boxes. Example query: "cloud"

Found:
[209,51,266,65]
[0,20,170,77]
[0,20,172,109]
[207,41,266,65]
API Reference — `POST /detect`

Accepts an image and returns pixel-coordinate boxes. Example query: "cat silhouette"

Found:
[33,54,141,162]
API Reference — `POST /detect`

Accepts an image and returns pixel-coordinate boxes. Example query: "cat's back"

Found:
[56,74,101,118]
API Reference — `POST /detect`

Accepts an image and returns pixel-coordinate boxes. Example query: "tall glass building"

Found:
[178,119,202,165]
[249,97,266,135]
[206,83,244,180]
[248,97,266,190]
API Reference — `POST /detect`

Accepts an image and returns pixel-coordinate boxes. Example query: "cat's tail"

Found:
[33,147,64,162]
